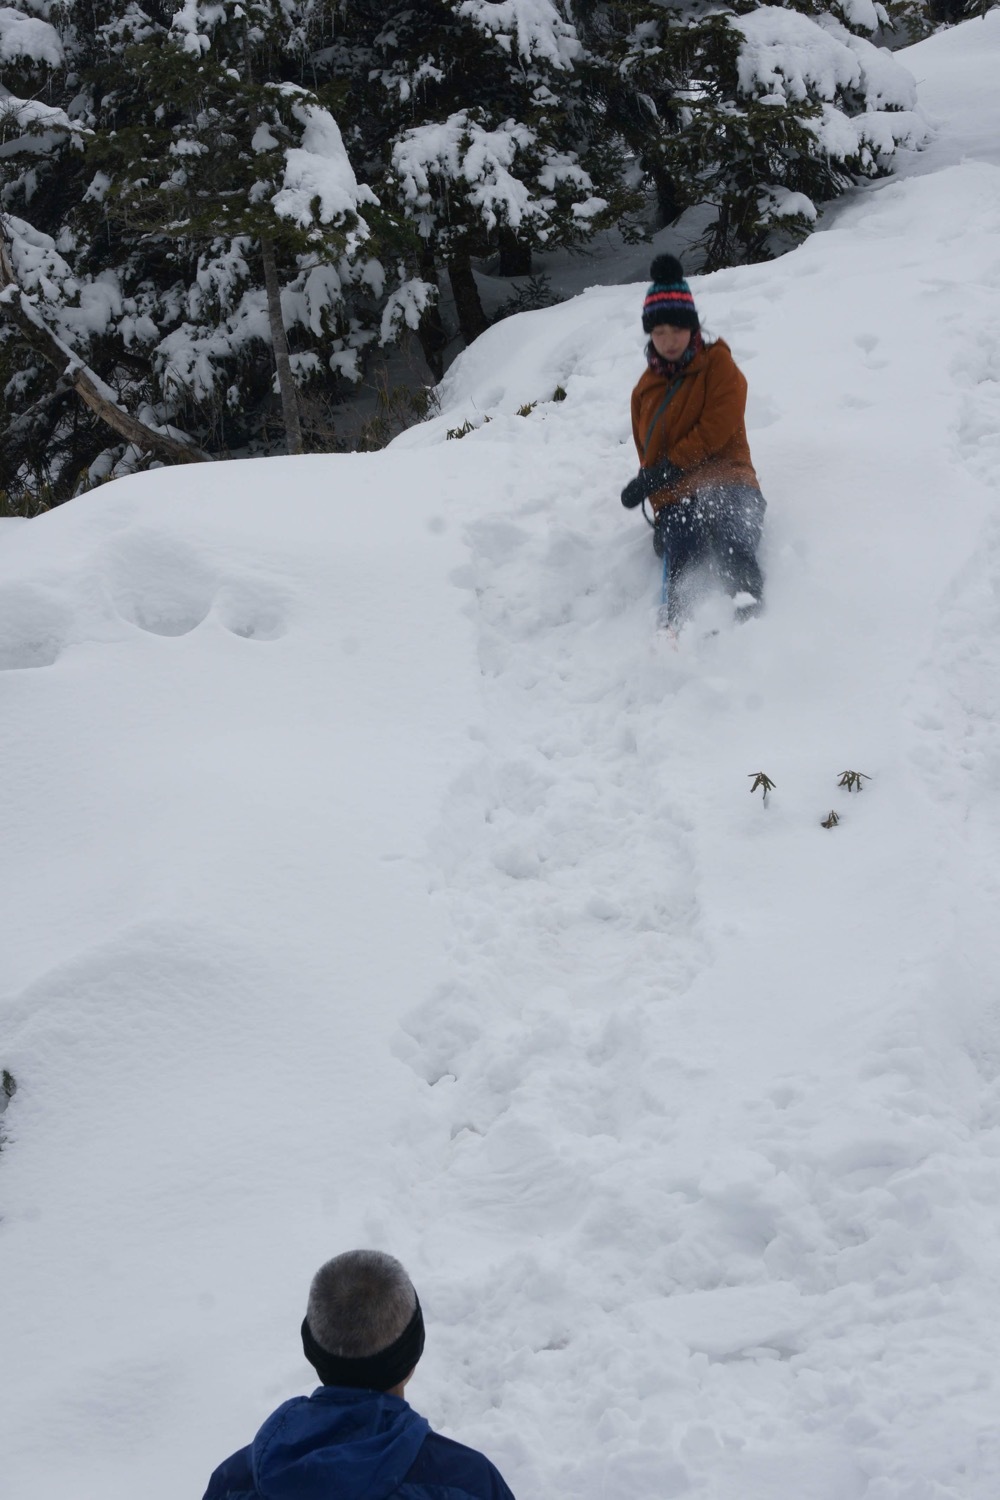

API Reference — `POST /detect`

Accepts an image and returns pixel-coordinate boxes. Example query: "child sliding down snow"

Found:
[621,255,766,627]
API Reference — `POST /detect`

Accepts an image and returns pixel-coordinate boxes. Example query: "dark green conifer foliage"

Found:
[0,0,934,504]
[87,1,388,454]
[577,0,923,267]
[0,3,99,498]
[329,1,640,344]
[0,0,421,494]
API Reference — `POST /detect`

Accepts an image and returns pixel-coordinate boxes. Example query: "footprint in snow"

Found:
[0,584,72,670]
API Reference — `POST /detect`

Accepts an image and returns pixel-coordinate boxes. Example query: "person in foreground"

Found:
[621,253,766,627]
[203,1250,516,1500]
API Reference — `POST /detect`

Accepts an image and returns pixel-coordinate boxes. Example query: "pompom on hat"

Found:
[641,254,699,333]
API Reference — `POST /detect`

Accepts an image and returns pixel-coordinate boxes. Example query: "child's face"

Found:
[650,323,692,361]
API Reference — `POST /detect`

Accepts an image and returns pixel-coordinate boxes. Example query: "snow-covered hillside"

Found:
[2,13,1000,1499]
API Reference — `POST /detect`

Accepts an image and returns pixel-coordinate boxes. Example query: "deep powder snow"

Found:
[2,14,1000,1500]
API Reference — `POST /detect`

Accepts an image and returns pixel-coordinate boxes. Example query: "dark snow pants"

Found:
[654,482,765,622]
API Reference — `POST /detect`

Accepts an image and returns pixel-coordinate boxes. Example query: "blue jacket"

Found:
[203,1386,516,1500]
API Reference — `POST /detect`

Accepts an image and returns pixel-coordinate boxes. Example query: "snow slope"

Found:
[3,13,1000,1499]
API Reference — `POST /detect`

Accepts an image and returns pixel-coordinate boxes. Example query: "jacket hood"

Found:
[250,1386,430,1500]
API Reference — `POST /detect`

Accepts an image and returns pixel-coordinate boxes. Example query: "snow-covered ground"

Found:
[3,13,1000,1498]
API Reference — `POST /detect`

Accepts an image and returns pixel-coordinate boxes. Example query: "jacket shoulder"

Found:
[632,366,660,398]
[203,1443,255,1500]
[701,339,741,373]
[400,1430,515,1500]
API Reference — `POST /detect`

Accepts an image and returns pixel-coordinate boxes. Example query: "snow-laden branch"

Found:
[733,7,918,112]
[0,6,64,66]
[732,5,930,181]
[831,0,885,33]
[270,99,378,250]
[379,277,437,345]
[453,0,582,69]
[810,102,929,169]
[392,110,599,238]
[0,93,90,161]
[394,113,537,233]
[170,0,227,57]
[0,215,209,464]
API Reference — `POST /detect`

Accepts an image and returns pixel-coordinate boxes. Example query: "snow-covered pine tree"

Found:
[0,2,115,500]
[1,0,938,503]
[0,0,423,497]
[1,3,267,497]
[926,0,998,22]
[334,0,639,350]
[87,0,391,457]
[578,0,929,268]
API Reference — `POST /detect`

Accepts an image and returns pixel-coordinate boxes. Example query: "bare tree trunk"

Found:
[260,232,303,455]
[239,20,302,457]
[702,201,735,274]
[447,252,489,346]
[498,228,532,278]
[649,163,682,229]
[415,248,448,382]
[0,225,209,467]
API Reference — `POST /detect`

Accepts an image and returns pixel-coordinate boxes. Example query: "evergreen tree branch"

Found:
[0,225,209,470]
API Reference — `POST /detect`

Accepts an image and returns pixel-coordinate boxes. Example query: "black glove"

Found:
[621,460,684,510]
[646,458,684,493]
[620,472,648,509]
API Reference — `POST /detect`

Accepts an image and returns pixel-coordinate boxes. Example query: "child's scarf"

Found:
[646,330,703,379]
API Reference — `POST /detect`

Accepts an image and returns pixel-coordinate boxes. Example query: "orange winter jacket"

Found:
[630,339,759,511]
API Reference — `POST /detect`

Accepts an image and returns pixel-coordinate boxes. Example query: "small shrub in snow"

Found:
[748,770,777,803]
[0,486,51,518]
[493,274,565,323]
[355,368,441,452]
[0,1068,16,1153]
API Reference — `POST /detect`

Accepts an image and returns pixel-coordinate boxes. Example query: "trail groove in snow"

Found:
[384,19,1000,1494]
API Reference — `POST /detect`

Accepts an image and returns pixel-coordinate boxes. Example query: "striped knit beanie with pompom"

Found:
[641,254,699,333]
